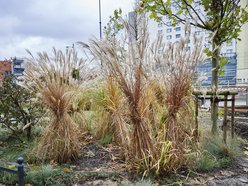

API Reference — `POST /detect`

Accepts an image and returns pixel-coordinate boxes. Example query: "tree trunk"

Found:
[27,126,32,139]
[211,38,219,135]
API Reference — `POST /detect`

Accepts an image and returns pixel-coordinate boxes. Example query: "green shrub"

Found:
[0,75,44,140]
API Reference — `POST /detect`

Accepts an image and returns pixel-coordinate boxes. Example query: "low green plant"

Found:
[129,179,153,186]
[25,165,71,186]
[195,133,242,172]
[196,151,218,172]
[0,164,71,186]
[218,108,224,117]
[202,134,242,159]
[0,140,27,161]
[0,171,18,185]
[0,128,11,141]
[99,134,113,146]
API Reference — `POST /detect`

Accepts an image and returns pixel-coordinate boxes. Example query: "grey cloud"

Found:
[0,0,134,58]
[0,0,98,39]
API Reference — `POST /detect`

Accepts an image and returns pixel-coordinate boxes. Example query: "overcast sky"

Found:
[0,0,134,59]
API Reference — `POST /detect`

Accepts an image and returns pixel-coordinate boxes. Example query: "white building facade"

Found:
[237,0,248,86]
[146,1,238,86]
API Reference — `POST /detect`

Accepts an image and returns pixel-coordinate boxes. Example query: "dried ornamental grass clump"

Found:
[34,84,80,163]
[90,77,130,147]
[83,19,154,161]
[83,16,203,175]
[24,48,87,163]
[151,27,203,170]
[104,77,130,146]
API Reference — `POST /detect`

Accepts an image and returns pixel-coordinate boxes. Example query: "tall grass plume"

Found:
[24,48,86,163]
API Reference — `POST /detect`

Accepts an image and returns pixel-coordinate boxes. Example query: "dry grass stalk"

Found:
[150,27,203,169]
[35,84,80,163]
[82,16,202,174]
[92,77,130,147]
[104,77,130,146]
[24,48,86,163]
[82,19,154,160]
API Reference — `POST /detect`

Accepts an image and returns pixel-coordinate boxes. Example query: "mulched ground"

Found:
[71,112,248,185]
[73,142,125,171]
[71,137,131,185]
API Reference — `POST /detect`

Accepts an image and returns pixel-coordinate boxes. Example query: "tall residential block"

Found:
[237,0,248,86]
[147,1,238,86]
[11,57,25,79]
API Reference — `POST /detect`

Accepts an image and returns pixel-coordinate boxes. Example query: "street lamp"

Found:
[99,0,102,39]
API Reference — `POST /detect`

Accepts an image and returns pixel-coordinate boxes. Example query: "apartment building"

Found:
[146,1,238,86]
[11,57,25,79]
[237,0,248,86]
[0,58,25,83]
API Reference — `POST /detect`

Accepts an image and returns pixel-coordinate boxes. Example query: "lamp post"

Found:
[99,0,103,68]
[99,0,102,39]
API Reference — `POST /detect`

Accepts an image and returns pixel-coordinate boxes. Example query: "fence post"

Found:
[223,95,228,144]
[194,95,199,139]
[16,157,25,186]
[231,95,235,138]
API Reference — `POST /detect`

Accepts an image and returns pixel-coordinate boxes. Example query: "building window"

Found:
[195,1,200,6]
[205,44,211,49]
[158,22,163,27]
[158,30,163,35]
[195,31,200,35]
[175,21,180,26]
[195,8,201,12]
[167,28,172,33]
[227,49,233,53]
[167,35,172,40]
[175,27,181,31]
[175,6,180,11]
[166,21,172,26]
[176,34,181,38]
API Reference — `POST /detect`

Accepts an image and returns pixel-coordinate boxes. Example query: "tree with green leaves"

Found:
[0,75,44,140]
[140,0,248,134]
[103,8,124,45]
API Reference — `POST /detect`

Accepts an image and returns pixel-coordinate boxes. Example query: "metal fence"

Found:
[0,157,26,186]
